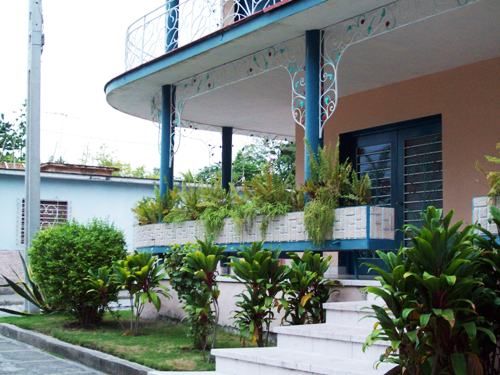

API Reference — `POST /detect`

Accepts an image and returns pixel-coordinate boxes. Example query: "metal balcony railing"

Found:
[125,0,286,70]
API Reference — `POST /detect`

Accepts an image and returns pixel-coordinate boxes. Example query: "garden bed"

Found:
[134,206,395,250]
[0,312,248,371]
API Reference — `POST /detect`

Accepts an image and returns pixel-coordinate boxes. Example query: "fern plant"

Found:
[165,183,204,222]
[132,187,178,225]
[302,141,371,245]
[230,165,300,238]
[199,182,231,239]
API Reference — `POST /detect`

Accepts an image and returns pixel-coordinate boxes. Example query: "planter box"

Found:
[134,206,394,250]
[472,196,499,235]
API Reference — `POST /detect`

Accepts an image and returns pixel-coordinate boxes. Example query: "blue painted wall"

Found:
[0,171,155,252]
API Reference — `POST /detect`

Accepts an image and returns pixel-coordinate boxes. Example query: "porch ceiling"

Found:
[106,0,500,138]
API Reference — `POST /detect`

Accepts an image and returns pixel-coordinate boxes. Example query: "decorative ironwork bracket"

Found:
[319,0,479,137]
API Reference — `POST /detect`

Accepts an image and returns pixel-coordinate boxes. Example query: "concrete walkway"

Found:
[0,334,103,375]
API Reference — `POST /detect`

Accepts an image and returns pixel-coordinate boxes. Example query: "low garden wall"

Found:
[142,276,376,328]
[134,206,394,249]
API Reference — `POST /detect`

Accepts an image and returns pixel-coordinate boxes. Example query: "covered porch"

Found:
[105,0,500,276]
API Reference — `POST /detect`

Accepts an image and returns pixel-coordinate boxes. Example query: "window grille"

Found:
[20,200,69,244]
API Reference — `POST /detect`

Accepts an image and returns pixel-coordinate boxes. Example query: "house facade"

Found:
[103,1,498,372]
[105,0,499,261]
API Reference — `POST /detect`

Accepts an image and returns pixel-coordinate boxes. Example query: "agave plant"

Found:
[230,242,286,346]
[0,255,54,315]
[364,207,498,374]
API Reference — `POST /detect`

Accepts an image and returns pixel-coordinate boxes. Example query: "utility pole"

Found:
[25,0,43,313]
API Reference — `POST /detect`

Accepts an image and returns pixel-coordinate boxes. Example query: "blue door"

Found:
[340,115,443,273]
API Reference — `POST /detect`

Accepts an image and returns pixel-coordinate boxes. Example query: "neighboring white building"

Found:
[0,163,156,280]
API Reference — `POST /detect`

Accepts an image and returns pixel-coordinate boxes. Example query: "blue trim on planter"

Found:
[105,0,326,95]
[136,239,395,255]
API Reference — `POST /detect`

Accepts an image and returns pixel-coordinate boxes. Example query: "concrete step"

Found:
[273,323,386,363]
[324,301,379,330]
[212,347,392,375]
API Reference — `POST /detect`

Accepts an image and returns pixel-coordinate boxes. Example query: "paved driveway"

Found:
[0,334,103,374]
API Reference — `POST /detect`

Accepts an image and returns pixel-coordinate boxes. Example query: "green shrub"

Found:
[364,207,498,374]
[29,220,126,326]
[279,251,339,325]
[230,243,286,346]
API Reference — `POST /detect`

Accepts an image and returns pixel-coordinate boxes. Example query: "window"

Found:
[20,200,69,244]
[341,115,443,245]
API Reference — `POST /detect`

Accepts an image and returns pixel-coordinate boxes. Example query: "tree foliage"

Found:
[0,105,26,163]
[194,140,296,185]
[81,145,159,179]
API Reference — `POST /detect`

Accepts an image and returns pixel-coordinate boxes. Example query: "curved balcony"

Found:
[125,0,289,70]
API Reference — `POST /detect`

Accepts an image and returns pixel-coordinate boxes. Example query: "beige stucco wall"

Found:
[296,57,500,223]
[142,277,360,328]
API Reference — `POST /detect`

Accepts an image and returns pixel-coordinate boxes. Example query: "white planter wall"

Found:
[134,206,394,249]
[472,196,499,235]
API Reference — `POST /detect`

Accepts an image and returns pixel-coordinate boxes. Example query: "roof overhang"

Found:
[105,0,500,138]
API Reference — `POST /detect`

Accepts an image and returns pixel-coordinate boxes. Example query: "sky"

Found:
[0,0,255,176]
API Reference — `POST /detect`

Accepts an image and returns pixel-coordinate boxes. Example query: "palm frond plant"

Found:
[279,251,340,325]
[113,252,169,334]
[474,206,500,374]
[86,266,122,323]
[230,242,287,346]
[180,239,224,353]
[363,207,498,374]
[0,254,54,315]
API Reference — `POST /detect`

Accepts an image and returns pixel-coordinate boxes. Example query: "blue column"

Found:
[221,127,233,191]
[160,85,174,196]
[166,0,179,51]
[304,30,321,183]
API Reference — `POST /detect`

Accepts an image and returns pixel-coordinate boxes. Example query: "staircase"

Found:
[211,301,395,374]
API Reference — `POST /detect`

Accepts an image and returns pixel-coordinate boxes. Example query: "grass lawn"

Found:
[0,312,248,371]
